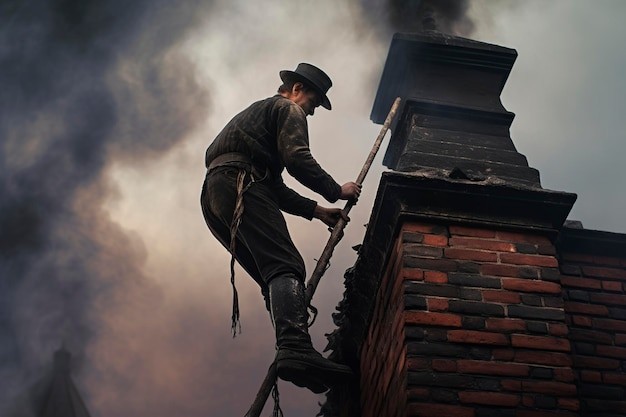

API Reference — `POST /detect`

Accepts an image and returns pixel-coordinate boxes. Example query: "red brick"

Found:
[538,244,557,255]
[564,301,609,316]
[407,387,430,399]
[407,403,475,417]
[404,311,462,327]
[403,222,447,235]
[521,380,576,396]
[483,289,521,304]
[432,359,457,372]
[593,255,623,266]
[522,395,534,407]
[573,355,620,369]
[560,276,602,290]
[597,345,626,359]
[501,379,522,391]
[496,231,551,245]
[602,280,624,292]
[427,298,448,312]
[491,348,515,362]
[511,334,570,352]
[581,370,602,382]
[603,372,626,385]
[500,253,558,267]
[582,266,626,279]
[457,360,529,376]
[502,278,561,294]
[486,318,527,332]
[548,323,569,337]
[561,252,595,263]
[558,398,580,412]
[447,330,509,345]
[593,318,626,332]
[445,248,498,262]
[572,315,593,327]
[568,328,613,344]
[493,349,515,361]
[402,243,443,259]
[514,351,572,367]
[586,400,626,414]
[569,328,613,345]
[615,334,626,345]
[424,271,448,283]
[458,391,520,406]
[402,267,424,281]
[450,225,495,238]
[554,368,575,382]
[517,411,577,417]
[589,293,626,306]
[481,263,539,278]
[423,234,449,247]
[407,357,429,370]
[449,237,515,252]
[404,257,458,271]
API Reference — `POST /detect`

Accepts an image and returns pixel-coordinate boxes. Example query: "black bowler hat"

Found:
[279,63,333,110]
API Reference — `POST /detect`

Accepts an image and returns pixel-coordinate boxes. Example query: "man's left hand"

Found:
[313,205,349,229]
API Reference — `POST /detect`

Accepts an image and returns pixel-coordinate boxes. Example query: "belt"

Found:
[208,152,268,181]
[208,152,252,172]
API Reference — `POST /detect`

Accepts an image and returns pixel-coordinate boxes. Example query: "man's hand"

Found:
[340,182,361,201]
[313,205,350,229]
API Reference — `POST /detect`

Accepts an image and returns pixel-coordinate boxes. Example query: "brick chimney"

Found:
[321,30,586,417]
[556,226,626,415]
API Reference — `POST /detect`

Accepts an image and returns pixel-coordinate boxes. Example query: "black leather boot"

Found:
[269,275,353,393]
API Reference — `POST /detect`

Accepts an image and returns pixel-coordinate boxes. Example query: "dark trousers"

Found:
[200,167,307,302]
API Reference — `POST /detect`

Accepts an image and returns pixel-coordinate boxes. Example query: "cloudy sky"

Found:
[1,1,625,416]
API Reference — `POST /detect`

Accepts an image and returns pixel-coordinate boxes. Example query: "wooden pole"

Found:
[305,96,401,303]
[244,97,402,417]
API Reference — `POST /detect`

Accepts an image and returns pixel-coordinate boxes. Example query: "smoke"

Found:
[0,1,615,416]
[360,0,475,37]
[0,0,479,415]
[0,0,209,414]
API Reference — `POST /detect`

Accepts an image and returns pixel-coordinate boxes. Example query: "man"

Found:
[200,63,360,393]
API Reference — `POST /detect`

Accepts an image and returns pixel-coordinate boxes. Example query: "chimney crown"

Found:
[371,32,517,124]
[371,32,542,188]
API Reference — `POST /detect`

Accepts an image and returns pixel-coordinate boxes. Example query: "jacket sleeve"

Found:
[274,101,342,203]
[270,176,318,220]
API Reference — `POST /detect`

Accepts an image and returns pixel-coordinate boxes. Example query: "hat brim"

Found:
[279,70,332,110]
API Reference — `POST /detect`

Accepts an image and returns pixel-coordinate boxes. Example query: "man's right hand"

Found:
[340,182,361,201]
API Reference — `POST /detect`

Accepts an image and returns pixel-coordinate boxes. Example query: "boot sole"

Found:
[277,362,328,394]
[276,358,352,393]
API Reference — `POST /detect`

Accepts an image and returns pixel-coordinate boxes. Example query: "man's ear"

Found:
[292,82,305,94]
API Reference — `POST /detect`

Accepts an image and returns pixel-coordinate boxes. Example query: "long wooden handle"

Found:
[244,363,278,417]
[244,97,401,417]
[305,97,401,303]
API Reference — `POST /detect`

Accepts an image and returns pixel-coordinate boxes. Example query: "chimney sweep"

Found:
[200,63,360,393]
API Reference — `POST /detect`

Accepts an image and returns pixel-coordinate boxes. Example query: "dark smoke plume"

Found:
[0,0,209,414]
[360,0,475,36]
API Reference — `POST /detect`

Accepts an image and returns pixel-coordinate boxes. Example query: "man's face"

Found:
[293,87,322,117]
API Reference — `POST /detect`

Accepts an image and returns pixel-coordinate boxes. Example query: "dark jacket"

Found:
[205,95,342,219]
